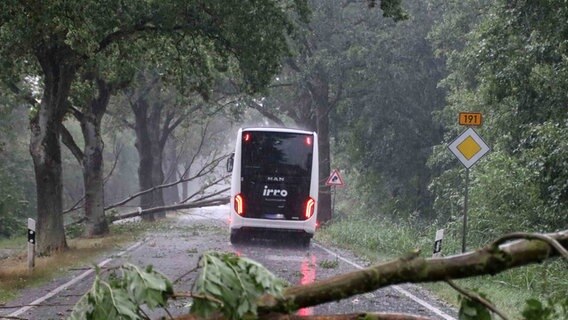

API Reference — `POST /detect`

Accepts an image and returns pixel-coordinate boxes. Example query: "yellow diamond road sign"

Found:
[449,128,490,168]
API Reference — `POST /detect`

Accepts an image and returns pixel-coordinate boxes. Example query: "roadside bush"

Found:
[0,174,31,238]
[0,202,22,238]
[319,207,568,308]
[467,151,546,244]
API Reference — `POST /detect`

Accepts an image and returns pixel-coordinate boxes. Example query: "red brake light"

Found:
[234,193,245,216]
[243,133,251,142]
[304,197,315,219]
[305,136,313,146]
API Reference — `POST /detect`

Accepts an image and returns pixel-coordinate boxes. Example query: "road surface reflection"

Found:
[297,254,316,316]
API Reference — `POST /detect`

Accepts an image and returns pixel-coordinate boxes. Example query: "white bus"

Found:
[227,127,319,246]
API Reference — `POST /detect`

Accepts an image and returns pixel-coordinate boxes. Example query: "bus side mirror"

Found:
[227,153,234,172]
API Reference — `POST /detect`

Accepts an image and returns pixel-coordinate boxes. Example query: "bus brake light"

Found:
[305,136,313,146]
[234,193,245,216]
[243,133,252,142]
[304,197,315,219]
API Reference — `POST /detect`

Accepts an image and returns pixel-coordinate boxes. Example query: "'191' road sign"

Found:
[459,112,482,126]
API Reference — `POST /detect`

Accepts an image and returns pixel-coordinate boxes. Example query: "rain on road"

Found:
[0,205,457,320]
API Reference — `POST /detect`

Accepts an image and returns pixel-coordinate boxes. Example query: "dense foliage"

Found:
[427,0,568,238]
[0,101,34,237]
[333,1,446,220]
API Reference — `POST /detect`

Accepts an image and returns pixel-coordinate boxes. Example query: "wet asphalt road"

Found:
[0,205,458,319]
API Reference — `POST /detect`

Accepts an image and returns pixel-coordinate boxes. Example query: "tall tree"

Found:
[62,78,114,236]
[123,74,200,219]
[0,0,307,254]
[251,0,410,223]
[334,0,447,219]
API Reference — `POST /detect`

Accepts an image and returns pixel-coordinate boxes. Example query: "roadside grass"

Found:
[0,236,27,251]
[315,214,568,319]
[0,217,178,304]
[318,258,340,269]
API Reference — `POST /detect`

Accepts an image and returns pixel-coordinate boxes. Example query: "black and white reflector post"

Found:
[432,228,444,257]
[28,218,36,270]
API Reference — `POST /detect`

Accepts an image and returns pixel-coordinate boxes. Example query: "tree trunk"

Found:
[163,137,180,204]
[133,97,165,220]
[149,101,166,218]
[30,116,68,254]
[81,80,110,236]
[182,177,190,200]
[30,51,75,255]
[309,74,332,223]
[316,101,332,223]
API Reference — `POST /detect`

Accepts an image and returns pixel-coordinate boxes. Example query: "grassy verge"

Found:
[0,218,174,304]
[315,215,567,319]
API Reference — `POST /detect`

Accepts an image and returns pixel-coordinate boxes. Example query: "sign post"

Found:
[326,169,345,219]
[27,218,36,270]
[448,127,489,253]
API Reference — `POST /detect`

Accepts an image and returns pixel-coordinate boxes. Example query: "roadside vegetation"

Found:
[316,210,568,319]
[0,220,171,304]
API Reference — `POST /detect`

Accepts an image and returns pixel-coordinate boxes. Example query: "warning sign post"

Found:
[326,169,344,186]
[325,169,344,220]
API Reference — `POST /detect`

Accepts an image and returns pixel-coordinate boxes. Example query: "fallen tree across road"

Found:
[108,195,230,223]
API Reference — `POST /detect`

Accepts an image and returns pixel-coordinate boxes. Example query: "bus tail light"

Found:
[243,133,252,142]
[304,197,315,219]
[234,193,245,216]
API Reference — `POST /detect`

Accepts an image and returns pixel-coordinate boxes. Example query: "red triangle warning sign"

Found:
[326,169,344,186]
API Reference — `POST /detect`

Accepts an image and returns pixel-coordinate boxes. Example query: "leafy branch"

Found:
[69,264,173,320]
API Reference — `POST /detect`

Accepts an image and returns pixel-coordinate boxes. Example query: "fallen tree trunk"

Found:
[110,197,229,222]
[257,230,568,313]
[110,196,230,222]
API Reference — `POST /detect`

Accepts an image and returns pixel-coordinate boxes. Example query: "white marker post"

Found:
[27,218,36,270]
[432,229,444,257]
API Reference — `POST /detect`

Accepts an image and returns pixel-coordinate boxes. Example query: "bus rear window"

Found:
[241,132,313,177]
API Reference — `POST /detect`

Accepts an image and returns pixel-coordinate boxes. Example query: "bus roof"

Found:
[240,127,315,135]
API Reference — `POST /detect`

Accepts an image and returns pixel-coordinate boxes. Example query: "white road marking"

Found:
[313,243,456,320]
[4,241,143,319]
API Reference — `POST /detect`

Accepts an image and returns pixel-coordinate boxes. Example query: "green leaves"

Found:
[522,297,568,320]
[69,254,288,320]
[69,264,173,320]
[457,293,493,320]
[190,251,288,320]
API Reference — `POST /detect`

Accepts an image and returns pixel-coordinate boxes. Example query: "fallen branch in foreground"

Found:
[256,230,568,314]
[174,313,432,320]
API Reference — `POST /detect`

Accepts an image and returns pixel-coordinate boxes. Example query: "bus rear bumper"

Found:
[229,215,316,235]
